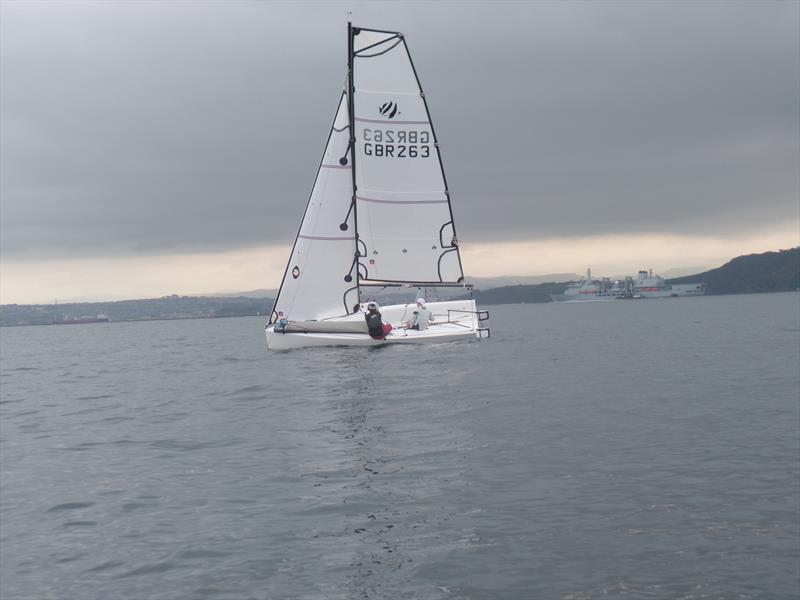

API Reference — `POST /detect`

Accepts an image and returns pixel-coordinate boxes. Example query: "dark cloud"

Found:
[1,0,797,259]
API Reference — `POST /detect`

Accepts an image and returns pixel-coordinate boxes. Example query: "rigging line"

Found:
[399,306,410,324]
[337,139,353,166]
[339,198,355,231]
[353,34,400,56]
[354,26,403,36]
[355,38,403,58]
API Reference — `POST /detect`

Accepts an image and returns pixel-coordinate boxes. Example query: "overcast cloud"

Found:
[1,0,798,262]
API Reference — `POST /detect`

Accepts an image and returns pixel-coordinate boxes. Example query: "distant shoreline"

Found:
[0,313,267,328]
[3,290,798,328]
[2,248,797,327]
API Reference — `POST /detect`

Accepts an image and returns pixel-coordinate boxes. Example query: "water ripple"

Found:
[0,299,797,599]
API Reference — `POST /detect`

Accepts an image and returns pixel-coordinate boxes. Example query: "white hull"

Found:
[550,294,619,303]
[265,299,487,350]
[635,284,705,298]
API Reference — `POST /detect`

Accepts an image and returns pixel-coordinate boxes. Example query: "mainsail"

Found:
[352,27,464,285]
[271,25,465,323]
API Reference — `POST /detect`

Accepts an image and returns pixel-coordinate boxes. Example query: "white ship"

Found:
[630,269,705,299]
[551,269,705,302]
[550,269,620,302]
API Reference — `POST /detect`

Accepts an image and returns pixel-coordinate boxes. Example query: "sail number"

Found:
[362,129,431,158]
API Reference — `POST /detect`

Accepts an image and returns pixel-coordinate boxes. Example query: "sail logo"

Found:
[378,101,399,119]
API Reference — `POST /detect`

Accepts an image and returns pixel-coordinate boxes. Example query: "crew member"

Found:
[405,298,433,330]
[364,301,386,339]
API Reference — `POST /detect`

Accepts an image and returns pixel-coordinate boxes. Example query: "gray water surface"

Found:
[1,293,798,599]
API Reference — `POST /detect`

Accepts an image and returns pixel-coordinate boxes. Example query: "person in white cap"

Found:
[405,298,434,331]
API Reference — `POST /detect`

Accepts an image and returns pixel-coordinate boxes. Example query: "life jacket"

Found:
[364,311,384,339]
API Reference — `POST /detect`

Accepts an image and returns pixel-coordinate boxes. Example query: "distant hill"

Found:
[473,282,568,305]
[0,295,274,327]
[473,248,799,305]
[208,288,277,298]
[470,273,578,288]
[668,247,799,294]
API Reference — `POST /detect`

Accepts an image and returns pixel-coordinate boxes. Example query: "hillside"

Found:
[0,295,274,327]
[669,247,799,294]
[473,282,569,305]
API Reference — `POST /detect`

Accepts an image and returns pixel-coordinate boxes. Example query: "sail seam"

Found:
[357,195,447,205]
[298,235,355,241]
[321,164,352,169]
[354,117,429,125]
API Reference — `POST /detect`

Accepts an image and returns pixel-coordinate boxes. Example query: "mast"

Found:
[347,22,361,304]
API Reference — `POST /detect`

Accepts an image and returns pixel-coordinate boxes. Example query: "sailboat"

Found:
[265,23,490,350]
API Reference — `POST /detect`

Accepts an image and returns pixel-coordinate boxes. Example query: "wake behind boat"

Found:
[265,23,489,350]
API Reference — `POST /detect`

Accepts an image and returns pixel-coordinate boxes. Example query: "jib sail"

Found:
[271,93,358,322]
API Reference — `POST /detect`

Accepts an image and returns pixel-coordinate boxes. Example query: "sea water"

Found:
[1,293,798,599]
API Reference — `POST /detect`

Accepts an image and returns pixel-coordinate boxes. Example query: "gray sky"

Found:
[1,0,798,298]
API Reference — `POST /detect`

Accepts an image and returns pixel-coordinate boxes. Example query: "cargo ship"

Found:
[551,269,705,302]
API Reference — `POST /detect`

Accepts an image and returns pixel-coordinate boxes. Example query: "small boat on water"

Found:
[265,24,489,350]
[52,314,110,325]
